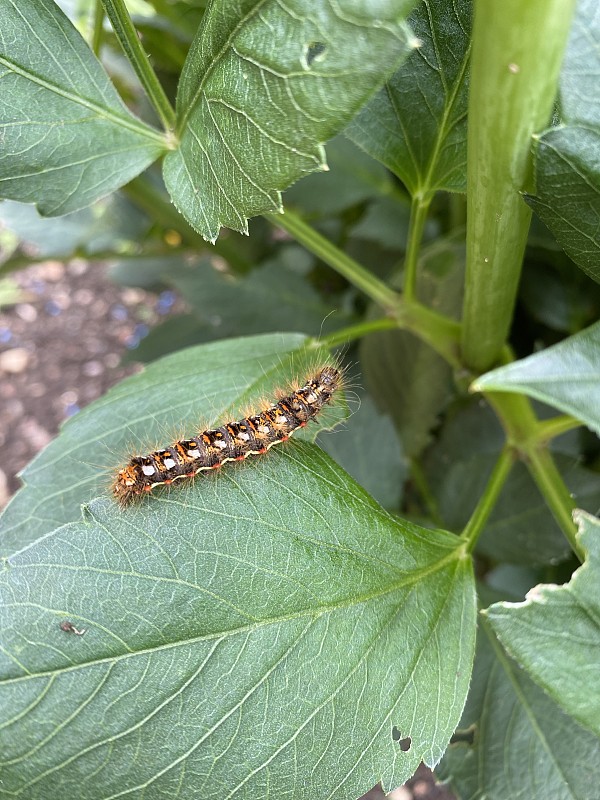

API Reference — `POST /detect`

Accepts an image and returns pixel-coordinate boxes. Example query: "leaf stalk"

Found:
[461,446,514,553]
[403,195,432,301]
[266,209,400,311]
[92,2,105,55]
[100,0,176,132]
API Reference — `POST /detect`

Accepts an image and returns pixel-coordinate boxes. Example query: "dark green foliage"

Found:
[0,1,599,798]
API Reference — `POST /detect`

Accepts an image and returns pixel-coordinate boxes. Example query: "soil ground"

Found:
[0,259,456,800]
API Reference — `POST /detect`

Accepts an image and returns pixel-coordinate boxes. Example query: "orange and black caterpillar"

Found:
[112,366,342,506]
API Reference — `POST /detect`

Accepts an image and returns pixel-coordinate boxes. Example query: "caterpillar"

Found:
[112,365,342,506]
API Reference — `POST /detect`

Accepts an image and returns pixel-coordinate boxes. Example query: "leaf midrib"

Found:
[177,0,269,133]
[0,54,166,146]
[1,548,463,684]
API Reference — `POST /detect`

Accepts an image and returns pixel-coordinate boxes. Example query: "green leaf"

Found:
[525,0,600,282]
[0,452,476,799]
[112,249,357,362]
[0,196,149,259]
[473,320,600,437]
[162,0,417,242]
[0,0,166,215]
[350,194,412,251]
[283,136,397,219]
[122,313,209,364]
[346,0,471,196]
[437,594,600,799]
[439,453,598,566]
[317,394,407,510]
[558,0,600,128]
[486,510,600,738]
[0,333,345,554]
[526,125,600,283]
[519,257,600,334]
[423,399,598,565]
[361,235,464,457]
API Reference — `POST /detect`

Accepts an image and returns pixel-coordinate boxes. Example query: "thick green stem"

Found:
[101,0,176,132]
[403,196,431,301]
[266,210,400,311]
[462,0,576,370]
[461,446,514,553]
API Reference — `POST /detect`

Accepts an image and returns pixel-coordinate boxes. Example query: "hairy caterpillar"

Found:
[112,365,342,506]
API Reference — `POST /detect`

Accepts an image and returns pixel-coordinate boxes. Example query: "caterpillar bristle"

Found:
[112,364,344,506]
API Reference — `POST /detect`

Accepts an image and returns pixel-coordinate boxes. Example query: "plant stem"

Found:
[401,301,462,369]
[312,318,398,350]
[101,0,176,132]
[461,446,514,553]
[527,446,583,562]
[92,2,105,55]
[483,391,582,561]
[266,210,400,311]
[267,211,465,368]
[462,0,577,370]
[403,196,431,301]
[484,391,540,444]
[536,414,582,444]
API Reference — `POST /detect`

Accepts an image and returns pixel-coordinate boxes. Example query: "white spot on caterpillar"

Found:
[142,465,156,476]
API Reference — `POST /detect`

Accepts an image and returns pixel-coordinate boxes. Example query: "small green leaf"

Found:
[162,0,417,241]
[0,453,476,799]
[0,333,344,554]
[438,594,600,799]
[0,0,166,214]
[346,0,471,196]
[486,510,600,737]
[473,320,600,436]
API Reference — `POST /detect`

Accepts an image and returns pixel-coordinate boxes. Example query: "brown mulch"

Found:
[0,258,457,800]
[0,259,172,503]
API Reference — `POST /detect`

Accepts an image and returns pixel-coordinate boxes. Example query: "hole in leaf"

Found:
[449,725,477,747]
[392,727,411,751]
[305,41,327,67]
